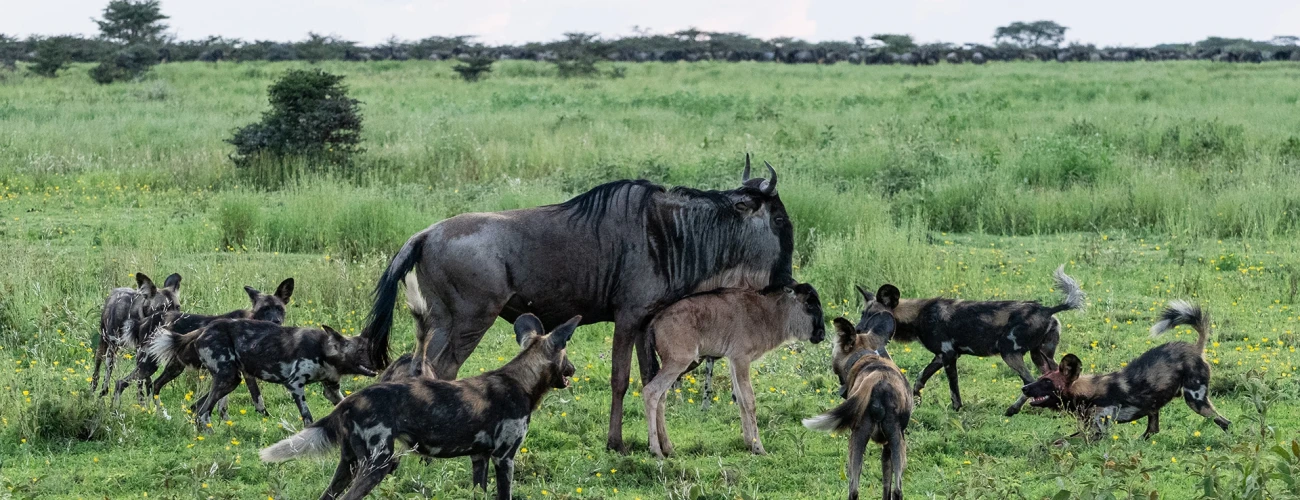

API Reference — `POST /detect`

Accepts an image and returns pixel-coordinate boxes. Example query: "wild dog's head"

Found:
[322,325,378,377]
[1023,353,1084,410]
[134,273,182,318]
[829,284,901,393]
[513,313,579,390]
[774,282,825,344]
[244,278,294,324]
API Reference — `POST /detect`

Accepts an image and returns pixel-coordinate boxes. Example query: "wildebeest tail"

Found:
[362,231,428,369]
[1047,265,1085,314]
[142,327,196,368]
[1150,300,1209,351]
[259,415,340,462]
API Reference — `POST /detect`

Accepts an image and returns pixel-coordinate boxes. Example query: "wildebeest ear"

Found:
[163,273,182,292]
[136,273,157,296]
[548,315,582,349]
[875,285,901,309]
[514,314,544,346]
[244,286,261,303]
[1059,354,1082,382]
[832,317,856,350]
[275,278,295,303]
[854,285,874,305]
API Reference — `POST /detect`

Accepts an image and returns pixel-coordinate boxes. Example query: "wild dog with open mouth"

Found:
[92,272,181,397]
[146,318,377,429]
[114,278,295,410]
[259,313,579,500]
[890,265,1084,415]
[643,284,824,457]
[804,285,911,500]
[1022,300,1231,440]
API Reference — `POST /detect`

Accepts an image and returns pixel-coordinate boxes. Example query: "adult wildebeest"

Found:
[359,155,793,453]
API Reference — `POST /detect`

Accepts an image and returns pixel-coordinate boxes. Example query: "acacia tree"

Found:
[871,34,916,54]
[94,0,168,45]
[994,21,1067,48]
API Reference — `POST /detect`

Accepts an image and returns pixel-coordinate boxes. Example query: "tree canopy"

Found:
[994,21,1067,48]
[94,0,169,45]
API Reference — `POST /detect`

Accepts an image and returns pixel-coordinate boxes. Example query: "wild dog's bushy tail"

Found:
[260,417,339,462]
[142,327,194,368]
[803,390,871,433]
[361,231,429,369]
[1047,265,1086,314]
[1151,300,1210,351]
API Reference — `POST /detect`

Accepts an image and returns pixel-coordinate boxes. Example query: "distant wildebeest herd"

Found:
[91,155,1232,500]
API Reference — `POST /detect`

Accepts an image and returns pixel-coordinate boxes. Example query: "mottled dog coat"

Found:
[1022,301,1230,440]
[147,318,376,429]
[113,278,294,409]
[891,265,1085,415]
[260,313,579,500]
[643,284,824,457]
[805,285,912,500]
[91,272,181,397]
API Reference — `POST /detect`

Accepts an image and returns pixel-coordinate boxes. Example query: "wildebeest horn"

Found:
[741,153,752,182]
[760,161,778,194]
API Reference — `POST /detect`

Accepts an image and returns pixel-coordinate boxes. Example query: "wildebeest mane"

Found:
[555,179,665,229]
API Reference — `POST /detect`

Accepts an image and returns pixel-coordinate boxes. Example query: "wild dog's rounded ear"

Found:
[514,314,545,346]
[864,312,896,338]
[855,285,874,305]
[136,273,157,295]
[321,324,343,337]
[163,273,182,291]
[832,317,856,350]
[875,284,901,309]
[275,278,295,302]
[741,152,752,182]
[244,286,261,303]
[548,315,582,349]
[1059,353,1082,382]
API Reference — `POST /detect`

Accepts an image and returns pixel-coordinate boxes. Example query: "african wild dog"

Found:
[92,272,181,397]
[643,284,824,457]
[259,312,579,500]
[1022,300,1231,440]
[114,278,295,410]
[804,286,911,500]
[889,265,1085,415]
[146,318,377,429]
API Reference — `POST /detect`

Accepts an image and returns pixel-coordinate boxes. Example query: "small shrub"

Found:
[1279,136,1300,160]
[217,196,262,247]
[452,57,494,82]
[226,69,364,177]
[553,57,600,78]
[29,36,76,77]
[24,395,111,443]
[89,44,159,84]
[1014,135,1113,189]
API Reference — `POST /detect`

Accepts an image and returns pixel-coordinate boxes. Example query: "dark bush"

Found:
[452,57,494,82]
[88,44,159,84]
[227,69,364,173]
[29,36,76,77]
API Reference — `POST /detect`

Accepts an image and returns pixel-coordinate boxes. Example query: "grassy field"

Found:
[1,60,1299,499]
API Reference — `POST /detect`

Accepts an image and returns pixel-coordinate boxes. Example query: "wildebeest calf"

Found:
[1022,300,1231,440]
[888,265,1084,415]
[114,278,294,410]
[92,272,181,397]
[804,286,912,500]
[259,312,579,500]
[146,318,376,429]
[643,284,825,457]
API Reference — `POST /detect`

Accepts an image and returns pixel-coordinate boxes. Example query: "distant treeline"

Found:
[3,28,1299,68]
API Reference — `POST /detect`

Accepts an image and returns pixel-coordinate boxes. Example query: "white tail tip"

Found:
[802,414,840,433]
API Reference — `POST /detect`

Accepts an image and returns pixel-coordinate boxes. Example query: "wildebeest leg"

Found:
[700,358,716,410]
[244,374,268,415]
[912,354,944,399]
[491,456,514,500]
[1001,352,1035,416]
[644,356,691,458]
[1142,410,1161,440]
[846,419,872,500]
[321,444,358,500]
[150,360,186,400]
[729,357,765,455]
[428,310,500,380]
[471,455,489,491]
[322,380,344,405]
[942,354,962,411]
[607,319,641,454]
[886,426,905,500]
[339,451,398,500]
[288,380,314,424]
[1183,380,1231,432]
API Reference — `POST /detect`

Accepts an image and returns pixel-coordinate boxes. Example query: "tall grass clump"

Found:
[1013,134,1114,189]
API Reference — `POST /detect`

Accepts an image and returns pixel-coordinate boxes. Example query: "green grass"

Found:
[1,61,1299,499]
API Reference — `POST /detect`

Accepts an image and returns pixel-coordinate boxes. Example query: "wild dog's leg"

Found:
[886,425,906,500]
[1001,352,1036,416]
[1031,320,1061,373]
[322,443,359,500]
[1183,379,1231,431]
[99,341,120,397]
[729,357,765,455]
[244,374,268,415]
[912,354,945,399]
[150,360,186,400]
[1143,410,1161,440]
[288,379,314,424]
[471,455,489,491]
[644,356,692,458]
[607,317,643,454]
[90,336,110,393]
[194,373,239,430]
[846,419,872,500]
[881,439,894,500]
[322,380,345,405]
[942,354,962,411]
[700,358,715,411]
[217,395,230,423]
[491,456,514,500]
[338,448,398,500]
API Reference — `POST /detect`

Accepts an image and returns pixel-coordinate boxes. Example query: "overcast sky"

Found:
[5,0,1299,47]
